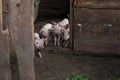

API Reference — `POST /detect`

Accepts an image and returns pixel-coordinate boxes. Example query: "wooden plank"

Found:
[74,8,120,53]
[0,0,2,32]
[74,0,120,9]
[0,0,11,80]
[70,0,74,50]
[9,0,35,80]
[0,30,11,80]
[2,0,9,30]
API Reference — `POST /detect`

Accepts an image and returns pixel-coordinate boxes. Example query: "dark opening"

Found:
[36,0,69,21]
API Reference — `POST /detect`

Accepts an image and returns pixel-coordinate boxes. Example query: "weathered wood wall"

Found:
[73,0,120,53]
[0,0,35,80]
[9,0,35,80]
[0,0,11,80]
[2,0,9,30]
[34,0,40,21]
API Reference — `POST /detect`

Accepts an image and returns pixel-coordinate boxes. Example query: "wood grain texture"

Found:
[0,0,11,80]
[74,0,120,9]
[9,0,35,80]
[74,8,120,53]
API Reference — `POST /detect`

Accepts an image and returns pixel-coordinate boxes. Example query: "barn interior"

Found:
[1,0,120,80]
[34,0,70,48]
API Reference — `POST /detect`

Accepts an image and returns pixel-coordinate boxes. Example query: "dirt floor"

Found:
[33,19,120,80]
[34,49,120,80]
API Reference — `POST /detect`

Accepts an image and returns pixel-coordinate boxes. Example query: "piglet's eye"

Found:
[36,42,38,44]
[34,37,37,39]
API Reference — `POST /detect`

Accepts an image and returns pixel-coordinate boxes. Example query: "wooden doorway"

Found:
[34,0,73,50]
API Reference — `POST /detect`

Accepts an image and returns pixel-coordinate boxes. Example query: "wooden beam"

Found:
[0,0,11,80]
[9,0,35,80]
[74,0,120,9]
[70,0,74,50]
[0,0,2,32]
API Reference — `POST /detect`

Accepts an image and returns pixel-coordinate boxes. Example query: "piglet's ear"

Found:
[65,24,70,29]
[39,30,43,33]
[51,21,57,25]
[51,25,55,28]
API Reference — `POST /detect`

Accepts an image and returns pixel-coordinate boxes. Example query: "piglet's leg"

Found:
[38,51,42,63]
[45,38,48,46]
[57,35,60,46]
[64,40,69,48]
[38,51,42,58]
[62,40,66,47]
[54,36,57,46]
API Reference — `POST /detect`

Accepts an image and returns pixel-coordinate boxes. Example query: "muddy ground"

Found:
[34,49,120,80]
[34,19,120,80]
[10,50,120,80]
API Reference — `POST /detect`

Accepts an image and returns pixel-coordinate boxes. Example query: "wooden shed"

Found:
[0,0,120,80]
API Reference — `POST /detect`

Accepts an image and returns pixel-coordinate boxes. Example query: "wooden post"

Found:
[0,0,11,80]
[9,0,35,80]
[70,0,74,50]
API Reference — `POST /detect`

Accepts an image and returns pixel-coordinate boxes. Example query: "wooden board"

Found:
[0,0,11,80]
[9,0,35,80]
[74,8,120,53]
[74,0,120,9]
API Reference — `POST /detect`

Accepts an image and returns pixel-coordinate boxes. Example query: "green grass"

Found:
[64,75,89,80]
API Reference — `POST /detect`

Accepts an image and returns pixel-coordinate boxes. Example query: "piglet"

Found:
[34,33,45,59]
